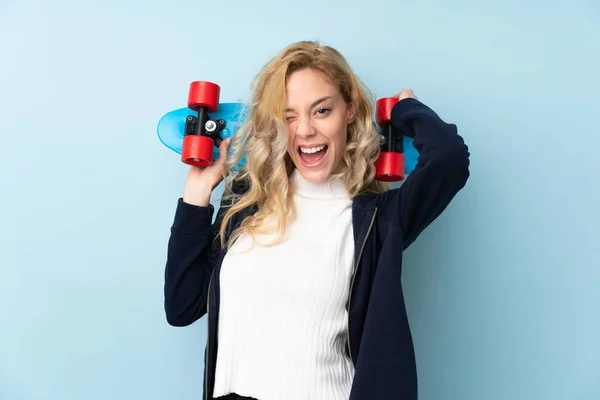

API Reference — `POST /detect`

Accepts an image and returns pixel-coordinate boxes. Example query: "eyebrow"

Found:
[284,96,332,112]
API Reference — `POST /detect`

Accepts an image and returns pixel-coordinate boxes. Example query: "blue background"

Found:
[1,1,599,399]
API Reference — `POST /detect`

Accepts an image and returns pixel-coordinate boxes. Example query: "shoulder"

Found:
[219,176,251,206]
[231,177,251,194]
[353,189,392,212]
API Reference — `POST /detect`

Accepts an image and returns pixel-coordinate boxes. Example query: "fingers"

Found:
[216,138,231,165]
[393,88,418,101]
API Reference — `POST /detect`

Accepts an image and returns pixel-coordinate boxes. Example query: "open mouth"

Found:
[298,145,328,165]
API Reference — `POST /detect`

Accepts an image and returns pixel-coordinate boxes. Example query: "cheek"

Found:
[331,124,348,151]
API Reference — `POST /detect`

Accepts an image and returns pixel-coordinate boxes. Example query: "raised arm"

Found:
[163,139,232,326]
[379,94,470,249]
[164,199,221,326]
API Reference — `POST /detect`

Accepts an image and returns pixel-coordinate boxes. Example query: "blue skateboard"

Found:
[157,102,248,167]
[157,81,417,181]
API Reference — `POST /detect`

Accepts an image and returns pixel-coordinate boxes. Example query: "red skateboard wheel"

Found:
[181,135,214,167]
[375,151,405,182]
[376,97,399,125]
[188,81,220,113]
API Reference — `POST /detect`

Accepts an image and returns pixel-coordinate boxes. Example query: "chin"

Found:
[297,168,332,183]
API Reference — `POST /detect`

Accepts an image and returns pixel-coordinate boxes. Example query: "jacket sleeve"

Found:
[163,196,225,327]
[380,97,470,250]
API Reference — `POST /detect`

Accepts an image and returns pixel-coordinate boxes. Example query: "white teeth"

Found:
[300,145,326,154]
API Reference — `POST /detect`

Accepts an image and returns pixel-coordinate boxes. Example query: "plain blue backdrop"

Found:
[1,1,599,399]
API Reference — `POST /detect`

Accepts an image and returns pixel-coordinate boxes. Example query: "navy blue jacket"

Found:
[164,98,470,399]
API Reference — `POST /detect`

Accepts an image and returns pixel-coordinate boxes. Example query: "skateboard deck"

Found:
[156,81,418,181]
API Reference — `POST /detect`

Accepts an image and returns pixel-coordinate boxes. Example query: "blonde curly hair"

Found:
[219,40,389,249]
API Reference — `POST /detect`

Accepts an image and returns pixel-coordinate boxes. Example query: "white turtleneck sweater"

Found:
[212,169,355,400]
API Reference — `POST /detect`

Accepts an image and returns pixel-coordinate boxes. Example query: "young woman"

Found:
[164,41,470,400]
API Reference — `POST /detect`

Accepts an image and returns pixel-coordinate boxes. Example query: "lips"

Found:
[297,144,328,166]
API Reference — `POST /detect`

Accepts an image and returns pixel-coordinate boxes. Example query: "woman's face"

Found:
[284,68,354,183]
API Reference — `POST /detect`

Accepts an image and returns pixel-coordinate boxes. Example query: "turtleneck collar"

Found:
[290,168,349,200]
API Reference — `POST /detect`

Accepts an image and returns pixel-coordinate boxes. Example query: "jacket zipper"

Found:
[205,269,215,400]
[346,207,378,363]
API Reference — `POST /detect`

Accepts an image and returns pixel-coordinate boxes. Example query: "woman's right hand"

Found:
[182,138,231,207]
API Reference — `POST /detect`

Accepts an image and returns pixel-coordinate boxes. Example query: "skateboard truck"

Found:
[181,81,225,167]
[374,97,405,182]
[184,114,226,147]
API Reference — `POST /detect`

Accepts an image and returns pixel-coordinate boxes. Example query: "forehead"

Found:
[286,68,339,104]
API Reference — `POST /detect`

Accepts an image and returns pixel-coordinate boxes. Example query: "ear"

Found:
[346,102,356,124]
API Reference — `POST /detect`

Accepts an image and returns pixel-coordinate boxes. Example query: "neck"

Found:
[290,168,349,200]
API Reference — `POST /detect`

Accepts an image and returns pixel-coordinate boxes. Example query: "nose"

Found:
[294,115,316,139]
